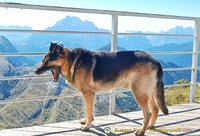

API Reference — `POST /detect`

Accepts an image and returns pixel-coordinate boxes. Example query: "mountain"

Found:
[17,16,110,53]
[148,26,193,46]
[146,41,199,67]
[97,44,126,51]
[160,61,191,84]
[0,36,18,53]
[0,56,19,99]
[118,35,152,51]
[0,36,31,99]
[0,26,32,46]
[0,36,33,66]
[16,16,152,56]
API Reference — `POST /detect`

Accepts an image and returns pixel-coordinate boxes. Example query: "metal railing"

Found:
[0,2,199,114]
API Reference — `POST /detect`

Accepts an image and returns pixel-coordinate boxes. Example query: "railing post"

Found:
[190,20,200,103]
[109,14,118,114]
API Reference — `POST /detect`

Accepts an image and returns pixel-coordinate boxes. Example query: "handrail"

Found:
[0,67,192,81]
[0,90,114,104]
[0,29,112,35]
[118,32,194,37]
[0,51,194,57]
[0,2,200,21]
[0,53,47,56]
[0,75,52,80]
[0,29,194,38]
[0,82,191,104]
[163,67,191,71]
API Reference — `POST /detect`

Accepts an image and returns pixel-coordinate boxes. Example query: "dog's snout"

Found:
[35,69,41,75]
[35,67,44,75]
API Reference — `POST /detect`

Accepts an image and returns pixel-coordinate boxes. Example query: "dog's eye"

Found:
[49,54,57,61]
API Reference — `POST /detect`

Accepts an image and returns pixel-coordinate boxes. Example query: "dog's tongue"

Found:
[52,69,57,81]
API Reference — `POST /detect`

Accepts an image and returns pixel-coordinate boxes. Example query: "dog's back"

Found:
[93,50,160,82]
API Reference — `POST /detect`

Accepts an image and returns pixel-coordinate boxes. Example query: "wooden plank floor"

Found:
[0,103,199,136]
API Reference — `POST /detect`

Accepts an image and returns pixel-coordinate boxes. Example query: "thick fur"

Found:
[35,43,168,135]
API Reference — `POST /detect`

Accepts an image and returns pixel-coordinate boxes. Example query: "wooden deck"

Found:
[0,103,199,136]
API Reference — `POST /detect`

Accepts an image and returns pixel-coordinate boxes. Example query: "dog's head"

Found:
[35,43,66,82]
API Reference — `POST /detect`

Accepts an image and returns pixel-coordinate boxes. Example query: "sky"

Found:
[0,0,199,32]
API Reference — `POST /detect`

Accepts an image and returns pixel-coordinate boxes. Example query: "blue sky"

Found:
[0,0,199,32]
[2,0,200,17]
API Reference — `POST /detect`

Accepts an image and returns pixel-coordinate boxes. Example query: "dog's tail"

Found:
[155,63,169,115]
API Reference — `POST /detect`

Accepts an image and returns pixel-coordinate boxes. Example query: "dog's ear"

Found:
[49,42,57,51]
[55,44,64,54]
[59,44,64,48]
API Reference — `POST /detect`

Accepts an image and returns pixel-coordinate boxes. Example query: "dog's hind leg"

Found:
[80,91,95,131]
[131,74,153,136]
[134,94,151,136]
[148,96,159,129]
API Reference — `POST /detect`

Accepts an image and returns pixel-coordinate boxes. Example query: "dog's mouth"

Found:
[35,66,61,82]
[51,67,60,82]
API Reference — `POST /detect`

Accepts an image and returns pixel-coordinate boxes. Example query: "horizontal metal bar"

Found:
[147,51,193,54]
[113,83,192,93]
[118,33,194,37]
[0,89,113,104]
[0,2,200,21]
[0,51,193,57]
[164,83,191,88]
[0,53,47,56]
[163,67,192,71]
[0,94,82,104]
[0,29,194,38]
[0,29,111,35]
[0,75,52,81]
[0,81,191,104]
[0,66,192,81]
[0,29,193,38]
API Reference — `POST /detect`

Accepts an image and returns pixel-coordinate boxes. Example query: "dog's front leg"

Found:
[80,91,95,131]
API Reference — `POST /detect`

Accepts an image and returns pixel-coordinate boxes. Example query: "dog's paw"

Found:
[147,125,155,129]
[135,130,145,136]
[80,119,86,125]
[80,125,90,131]
[135,132,144,136]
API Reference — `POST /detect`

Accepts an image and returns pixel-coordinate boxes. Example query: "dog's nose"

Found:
[35,69,41,75]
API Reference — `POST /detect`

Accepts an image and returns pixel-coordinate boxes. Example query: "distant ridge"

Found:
[0,35,33,66]
[97,44,126,52]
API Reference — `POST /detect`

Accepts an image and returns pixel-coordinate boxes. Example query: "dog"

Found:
[35,43,168,136]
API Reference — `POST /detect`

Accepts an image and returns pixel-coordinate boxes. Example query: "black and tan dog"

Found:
[35,43,168,135]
